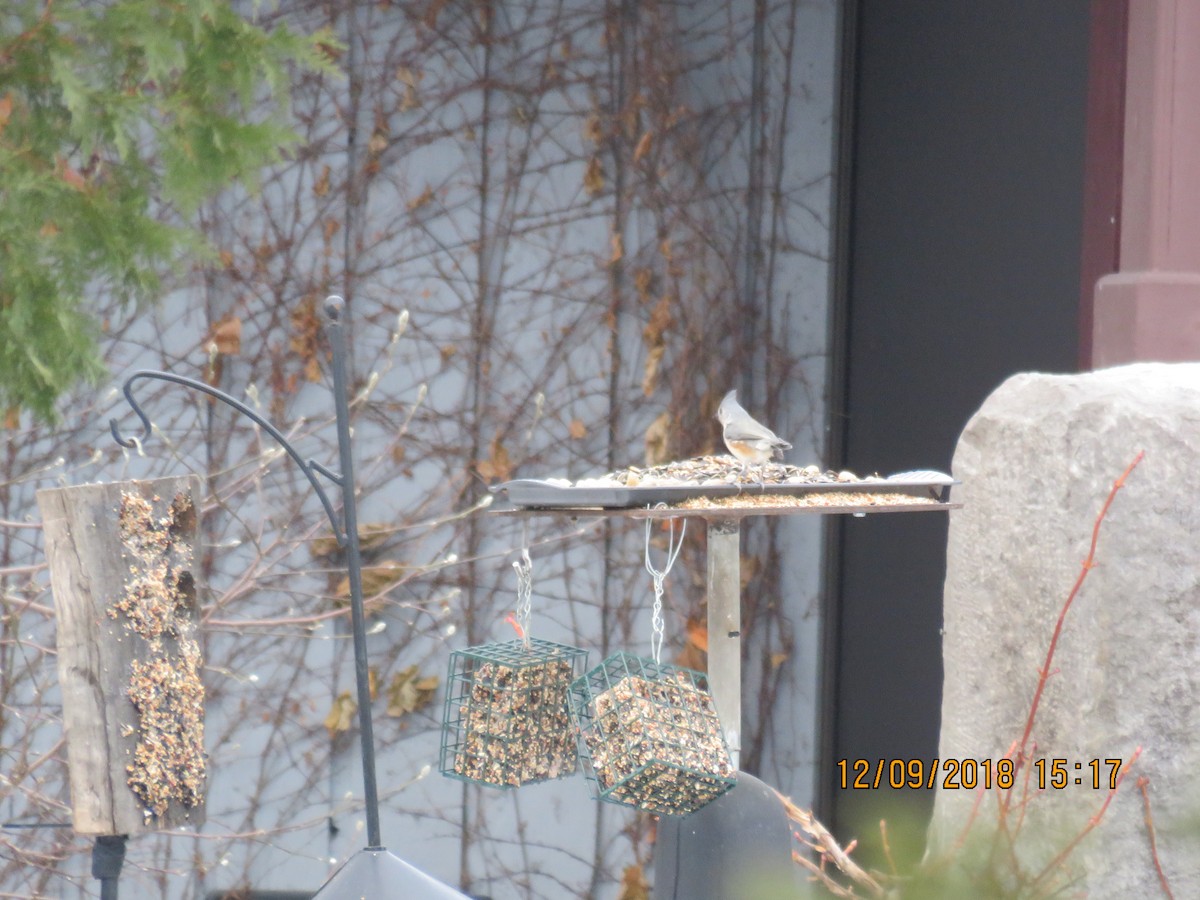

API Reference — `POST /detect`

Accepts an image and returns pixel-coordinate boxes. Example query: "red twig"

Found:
[1137,776,1175,899]
[1013,451,1144,771]
[1027,746,1142,891]
[879,819,898,877]
[1011,739,1037,839]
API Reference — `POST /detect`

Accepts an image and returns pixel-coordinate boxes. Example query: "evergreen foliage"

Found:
[0,0,334,421]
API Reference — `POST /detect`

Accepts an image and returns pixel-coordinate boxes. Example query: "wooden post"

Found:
[37,476,205,836]
[706,518,742,770]
[1092,0,1200,364]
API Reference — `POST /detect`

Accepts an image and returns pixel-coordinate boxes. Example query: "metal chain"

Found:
[512,532,533,649]
[644,513,686,665]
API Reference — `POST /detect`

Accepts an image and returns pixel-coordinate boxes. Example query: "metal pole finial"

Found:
[324,294,346,321]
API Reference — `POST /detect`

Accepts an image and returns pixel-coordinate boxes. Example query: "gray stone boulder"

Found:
[928,364,1200,898]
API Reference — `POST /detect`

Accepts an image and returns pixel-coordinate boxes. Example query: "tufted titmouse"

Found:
[716,389,792,472]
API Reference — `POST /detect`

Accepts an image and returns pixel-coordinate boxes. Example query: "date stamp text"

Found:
[836,758,1124,791]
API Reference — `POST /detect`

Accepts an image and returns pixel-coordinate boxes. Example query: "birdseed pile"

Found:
[570,653,735,817]
[114,490,205,820]
[442,639,587,789]
[576,455,872,488]
[677,491,934,510]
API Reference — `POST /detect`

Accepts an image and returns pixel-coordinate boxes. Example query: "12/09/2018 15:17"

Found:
[835,757,1124,791]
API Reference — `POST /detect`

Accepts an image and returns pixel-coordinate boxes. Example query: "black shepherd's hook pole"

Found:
[92,834,127,900]
[323,296,383,850]
[109,295,383,852]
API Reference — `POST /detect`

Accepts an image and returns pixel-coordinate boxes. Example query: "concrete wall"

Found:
[931,364,1200,898]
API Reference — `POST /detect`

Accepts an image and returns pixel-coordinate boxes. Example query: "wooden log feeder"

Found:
[37,475,205,836]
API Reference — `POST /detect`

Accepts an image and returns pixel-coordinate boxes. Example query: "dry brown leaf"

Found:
[315,40,342,63]
[290,297,321,370]
[423,0,448,29]
[617,863,650,900]
[253,239,273,263]
[313,164,331,197]
[770,651,789,670]
[633,130,653,162]
[363,561,406,595]
[310,534,339,559]
[583,113,604,144]
[407,184,435,212]
[3,407,19,430]
[641,343,664,396]
[568,418,587,440]
[609,232,624,265]
[39,221,58,238]
[633,267,653,301]
[335,560,407,600]
[0,93,12,133]
[621,101,640,140]
[386,665,439,718]
[358,523,392,552]
[644,411,670,466]
[401,81,419,111]
[324,692,357,738]
[477,436,512,482]
[313,524,400,565]
[368,667,379,701]
[210,314,242,355]
[643,295,672,349]
[584,156,604,196]
[740,554,760,590]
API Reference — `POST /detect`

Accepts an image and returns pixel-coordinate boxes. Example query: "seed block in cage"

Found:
[569,652,736,817]
[441,638,588,789]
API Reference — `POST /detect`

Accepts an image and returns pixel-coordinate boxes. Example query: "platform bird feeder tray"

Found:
[441,638,587,789]
[569,652,736,817]
[37,476,205,835]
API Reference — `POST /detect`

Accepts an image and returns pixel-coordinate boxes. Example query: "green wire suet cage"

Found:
[568,652,736,817]
[441,638,588,789]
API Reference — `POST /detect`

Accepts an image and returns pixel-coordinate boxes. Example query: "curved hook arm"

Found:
[109,369,346,546]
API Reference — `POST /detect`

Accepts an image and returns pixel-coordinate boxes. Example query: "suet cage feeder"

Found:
[440,638,587,789]
[569,652,736,817]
